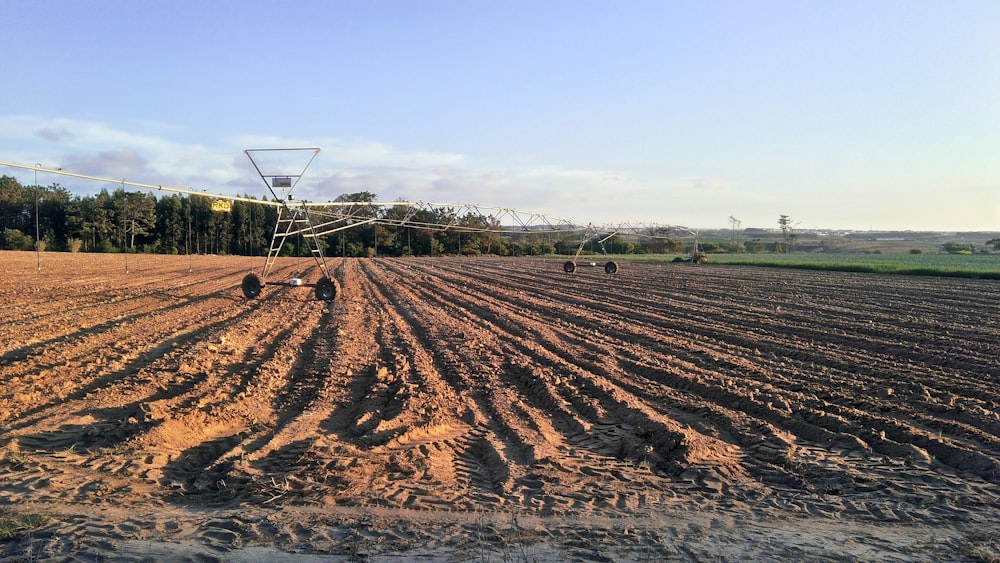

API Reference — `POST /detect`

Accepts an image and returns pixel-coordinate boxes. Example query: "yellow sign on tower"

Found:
[211,199,232,212]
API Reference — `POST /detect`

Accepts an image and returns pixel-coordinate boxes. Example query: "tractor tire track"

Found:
[2,252,999,548]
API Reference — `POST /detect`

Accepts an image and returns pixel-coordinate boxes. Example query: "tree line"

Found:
[0,176,686,257]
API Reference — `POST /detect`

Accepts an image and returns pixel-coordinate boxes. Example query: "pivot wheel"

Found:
[604,261,619,274]
[563,260,577,273]
[315,276,337,301]
[241,273,263,299]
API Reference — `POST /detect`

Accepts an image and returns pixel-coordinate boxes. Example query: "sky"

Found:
[2,0,998,231]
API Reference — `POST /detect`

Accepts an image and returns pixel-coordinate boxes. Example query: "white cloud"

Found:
[36,126,75,143]
[1,115,236,192]
[60,149,150,179]
[686,177,729,191]
[1,114,718,226]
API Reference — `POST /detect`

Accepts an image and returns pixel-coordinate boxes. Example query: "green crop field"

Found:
[600,252,1000,279]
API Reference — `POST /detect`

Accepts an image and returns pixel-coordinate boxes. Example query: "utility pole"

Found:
[729,215,741,250]
[34,164,41,271]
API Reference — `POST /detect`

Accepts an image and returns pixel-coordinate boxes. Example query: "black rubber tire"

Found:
[241,273,263,299]
[315,276,337,301]
[563,261,576,273]
[604,261,619,274]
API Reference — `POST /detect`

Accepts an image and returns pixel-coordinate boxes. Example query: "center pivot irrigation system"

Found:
[2,148,699,301]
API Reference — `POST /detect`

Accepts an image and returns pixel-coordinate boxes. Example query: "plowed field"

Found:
[2,251,998,561]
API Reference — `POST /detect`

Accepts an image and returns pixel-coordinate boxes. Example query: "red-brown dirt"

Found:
[1,251,998,560]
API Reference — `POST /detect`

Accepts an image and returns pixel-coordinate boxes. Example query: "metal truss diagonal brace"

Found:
[262,202,329,281]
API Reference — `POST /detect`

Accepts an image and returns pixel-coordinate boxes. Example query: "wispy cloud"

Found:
[686,177,730,191]
[60,149,150,180]
[2,115,697,224]
[36,126,75,143]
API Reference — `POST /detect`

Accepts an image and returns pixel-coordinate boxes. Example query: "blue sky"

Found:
[2,0,998,231]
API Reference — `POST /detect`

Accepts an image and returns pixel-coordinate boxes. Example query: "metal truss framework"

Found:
[1,156,699,300]
[243,148,327,283]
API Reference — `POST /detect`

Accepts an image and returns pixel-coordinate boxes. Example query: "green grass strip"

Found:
[591,253,1000,279]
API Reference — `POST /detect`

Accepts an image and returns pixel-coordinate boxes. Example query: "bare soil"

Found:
[1,251,998,561]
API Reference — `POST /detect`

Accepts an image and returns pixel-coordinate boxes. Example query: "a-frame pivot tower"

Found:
[241,148,337,301]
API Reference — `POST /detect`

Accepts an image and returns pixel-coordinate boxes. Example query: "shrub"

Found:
[68,238,83,253]
[1,229,34,251]
[942,242,975,254]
